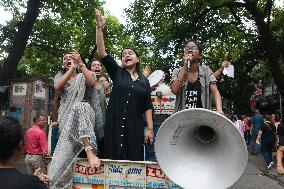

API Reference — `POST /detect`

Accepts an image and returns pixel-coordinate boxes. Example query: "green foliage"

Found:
[124,0,283,113]
[0,0,129,83]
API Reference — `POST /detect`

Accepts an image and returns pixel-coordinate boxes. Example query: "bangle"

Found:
[84,146,93,152]
[148,128,153,130]
[78,64,85,69]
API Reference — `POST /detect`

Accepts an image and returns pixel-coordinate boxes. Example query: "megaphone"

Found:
[155,108,247,189]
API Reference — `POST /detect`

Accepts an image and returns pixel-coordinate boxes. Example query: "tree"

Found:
[0,0,129,110]
[0,0,41,108]
[124,0,284,113]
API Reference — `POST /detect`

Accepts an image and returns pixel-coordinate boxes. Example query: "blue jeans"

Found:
[244,131,251,144]
[260,140,274,165]
[250,134,261,155]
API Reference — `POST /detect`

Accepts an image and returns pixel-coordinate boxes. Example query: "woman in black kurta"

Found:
[95,10,154,161]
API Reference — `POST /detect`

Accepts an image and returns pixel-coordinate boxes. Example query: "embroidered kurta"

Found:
[101,55,152,161]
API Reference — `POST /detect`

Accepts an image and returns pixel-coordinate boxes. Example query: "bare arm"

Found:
[144,109,154,144]
[256,130,263,143]
[210,83,223,115]
[79,65,95,87]
[71,52,95,87]
[170,66,187,94]
[95,10,107,58]
[170,53,192,94]
[213,60,229,78]
[54,67,76,91]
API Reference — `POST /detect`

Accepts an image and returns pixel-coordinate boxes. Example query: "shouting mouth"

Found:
[125,58,132,64]
[67,62,72,67]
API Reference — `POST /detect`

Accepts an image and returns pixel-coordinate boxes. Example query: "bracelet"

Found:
[84,146,93,152]
[148,128,153,130]
[78,64,85,69]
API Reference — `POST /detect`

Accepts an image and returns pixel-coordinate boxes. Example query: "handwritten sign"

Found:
[72,160,182,189]
[151,95,176,115]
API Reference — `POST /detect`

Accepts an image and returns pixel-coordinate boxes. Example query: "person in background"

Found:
[243,115,252,145]
[271,113,276,125]
[98,74,111,105]
[233,115,245,136]
[91,59,104,79]
[276,119,284,174]
[213,58,229,78]
[96,10,154,161]
[170,41,223,114]
[24,115,48,174]
[274,116,281,130]
[0,116,49,189]
[256,114,276,169]
[250,109,264,155]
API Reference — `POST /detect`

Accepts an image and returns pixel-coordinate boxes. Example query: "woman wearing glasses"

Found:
[170,41,223,114]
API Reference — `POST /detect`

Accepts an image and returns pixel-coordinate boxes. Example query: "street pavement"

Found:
[230,153,284,189]
[16,151,284,188]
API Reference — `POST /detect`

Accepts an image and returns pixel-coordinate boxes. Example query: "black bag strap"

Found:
[264,122,275,137]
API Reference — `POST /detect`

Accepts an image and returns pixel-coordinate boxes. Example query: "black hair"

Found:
[120,47,146,86]
[0,116,23,163]
[264,114,272,122]
[33,115,44,124]
[89,59,102,70]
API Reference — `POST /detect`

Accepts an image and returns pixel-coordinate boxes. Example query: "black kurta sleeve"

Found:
[101,54,121,81]
[143,78,153,112]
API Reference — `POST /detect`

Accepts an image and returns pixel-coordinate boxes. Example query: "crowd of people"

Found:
[230,110,284,174]
[1,9,284,189]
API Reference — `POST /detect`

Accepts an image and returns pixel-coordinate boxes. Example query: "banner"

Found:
[13,84,27,96]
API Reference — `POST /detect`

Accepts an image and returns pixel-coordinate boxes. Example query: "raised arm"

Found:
[54,65,76,91]
[213,60,229,78]
[95,10,107,58]
[170,53,191,94]
[70,51,95,87]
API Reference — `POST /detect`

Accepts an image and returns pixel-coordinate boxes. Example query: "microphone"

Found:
[187,59,191,69]
[187,54,193,69]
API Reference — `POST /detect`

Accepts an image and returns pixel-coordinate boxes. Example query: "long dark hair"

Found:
[120,47,146,86]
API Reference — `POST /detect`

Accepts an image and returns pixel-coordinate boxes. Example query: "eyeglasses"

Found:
[184,46,199,53]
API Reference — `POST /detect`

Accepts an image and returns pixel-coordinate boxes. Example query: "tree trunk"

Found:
[245,1,284,97]
[0,0,41,109]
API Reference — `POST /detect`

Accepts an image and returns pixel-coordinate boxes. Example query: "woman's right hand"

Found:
[95,10,106,29]
[182,53,193,68]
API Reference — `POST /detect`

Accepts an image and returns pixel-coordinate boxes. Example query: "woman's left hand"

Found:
[34,168,49,184]
[216,109,224,116]
[144,129,154,144]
